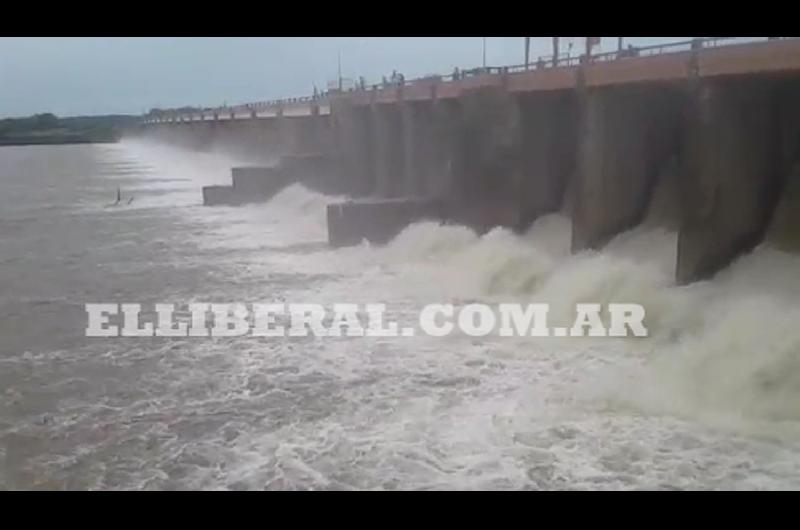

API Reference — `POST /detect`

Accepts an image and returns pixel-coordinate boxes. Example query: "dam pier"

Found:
[139,37,800,285]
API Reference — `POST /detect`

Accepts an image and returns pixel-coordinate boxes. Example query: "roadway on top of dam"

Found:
[144,99,331,124]
[143,37,800,125]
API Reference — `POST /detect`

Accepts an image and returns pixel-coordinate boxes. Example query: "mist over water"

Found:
[2,139,800,490]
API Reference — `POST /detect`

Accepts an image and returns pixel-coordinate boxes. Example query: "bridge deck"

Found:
[144,38,800,124]
[350,38,800,106]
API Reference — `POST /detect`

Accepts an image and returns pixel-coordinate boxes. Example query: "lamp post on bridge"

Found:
[553,37,560,66]
[585,37,601,59]
[524,37,530,69]
[337,51,342,92]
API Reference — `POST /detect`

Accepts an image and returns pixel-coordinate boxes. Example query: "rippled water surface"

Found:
[2,140,800,490]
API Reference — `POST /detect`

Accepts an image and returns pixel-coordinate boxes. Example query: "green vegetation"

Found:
[0,113,140,146]
[145,106,204,118]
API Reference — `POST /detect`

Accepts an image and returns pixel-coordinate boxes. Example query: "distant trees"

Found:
[33,113,59,129]
[0,113,60,135]
[146,106,203,118]
[0,112,139,144]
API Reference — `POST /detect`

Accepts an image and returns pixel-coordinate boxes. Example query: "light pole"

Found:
[337,51,342,91]
[482,37,487,68]
[586,37,601,59]
[524,37,530,69]
[552,37,560,67]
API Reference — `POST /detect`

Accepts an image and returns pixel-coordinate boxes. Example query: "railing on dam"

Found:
[143,94,332,124]
[143,37,796,125]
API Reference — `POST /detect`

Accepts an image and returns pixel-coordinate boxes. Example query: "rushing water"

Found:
[2,140,800,490]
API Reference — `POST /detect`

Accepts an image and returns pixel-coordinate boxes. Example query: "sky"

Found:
[0,37,715,118]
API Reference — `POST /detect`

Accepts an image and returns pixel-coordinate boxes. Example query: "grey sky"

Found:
[0,37,699,118]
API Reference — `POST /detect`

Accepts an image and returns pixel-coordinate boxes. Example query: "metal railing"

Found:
[144,37,793,123]
[470,37,747,74]
[369,37,788,86]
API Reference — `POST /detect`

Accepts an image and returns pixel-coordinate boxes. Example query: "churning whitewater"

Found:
[3,139,800,490]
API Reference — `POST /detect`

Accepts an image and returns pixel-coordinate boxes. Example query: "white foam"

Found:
[69,139,800,490]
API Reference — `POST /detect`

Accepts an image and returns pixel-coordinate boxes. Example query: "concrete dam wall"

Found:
[138,43,800,285]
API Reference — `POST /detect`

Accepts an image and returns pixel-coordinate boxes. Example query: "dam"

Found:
[137,37,800,285]
[8,35,800,491]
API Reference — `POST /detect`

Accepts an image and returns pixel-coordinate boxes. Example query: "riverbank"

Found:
[0,135,119,146]
[0,113,137,148]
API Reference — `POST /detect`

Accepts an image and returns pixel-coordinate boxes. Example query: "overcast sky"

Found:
[0,37,716,118]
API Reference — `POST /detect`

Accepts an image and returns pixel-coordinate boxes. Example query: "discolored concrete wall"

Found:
[441,87,526,232]
[453,87,522,203]
[149,67,800,284]
[676,78,782,284]
[140,114,333,164]
[372,103,405,199]
[766,79,800,252]
[330,98,374,197]
[231,166,291,198]
[572,83,685,252]
[427,99,462,200]
[516,91,579,229]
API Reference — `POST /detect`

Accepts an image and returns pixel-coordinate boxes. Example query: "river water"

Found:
[2,139,800,490]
